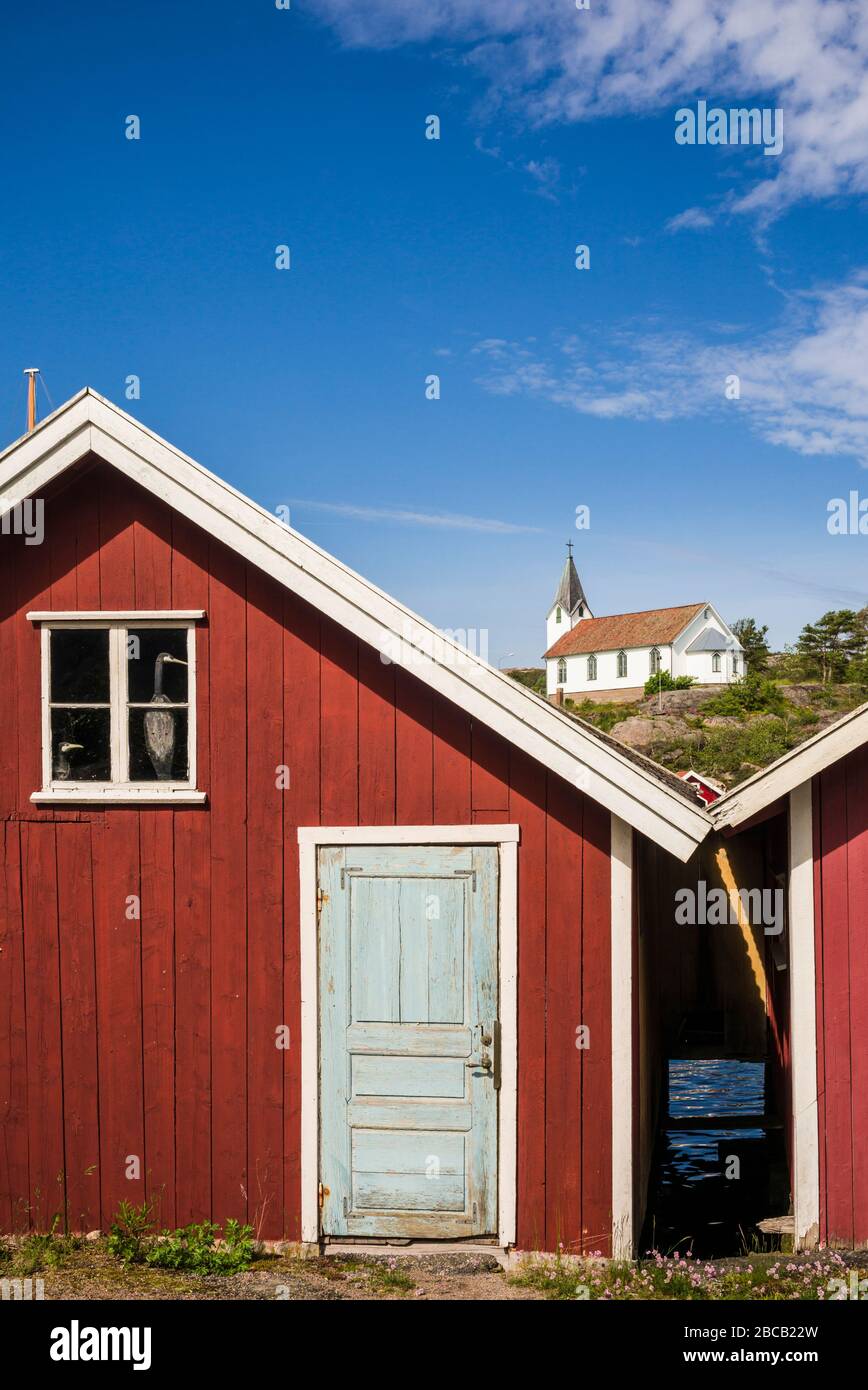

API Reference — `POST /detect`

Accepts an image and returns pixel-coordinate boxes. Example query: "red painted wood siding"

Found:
[813,750,868,1247]
[0,460,612,1249]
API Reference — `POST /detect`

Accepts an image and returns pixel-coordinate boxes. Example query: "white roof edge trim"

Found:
[710,699,868,829]
[0,389,713,861]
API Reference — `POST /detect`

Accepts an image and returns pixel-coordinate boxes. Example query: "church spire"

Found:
[551,540,589,618]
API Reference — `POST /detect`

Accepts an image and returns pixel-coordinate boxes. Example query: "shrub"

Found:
[108,1204,256,1275]
[108,1200,155,1265]
[705,675,784,717]
[693,720,791,780]
[643,671,695,698]
[7,1216,81,1275]
[568,699,644,733]
[146,1220,255,1275]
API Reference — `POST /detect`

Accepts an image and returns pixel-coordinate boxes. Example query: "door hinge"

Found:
[316,888,328,922]
[453,869,477,891]
[318,1182,329,1209]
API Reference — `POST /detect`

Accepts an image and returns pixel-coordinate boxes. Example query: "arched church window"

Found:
[617,650,627,678]
[556,606,562,624]
[650,648,661,675]
[712,652,721,673]
[557,658,567,685]
[587,654,597,681]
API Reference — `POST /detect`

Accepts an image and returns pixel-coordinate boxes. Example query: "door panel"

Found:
[319,843,499,1238]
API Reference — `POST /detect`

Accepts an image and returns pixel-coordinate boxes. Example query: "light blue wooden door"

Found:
[319,844,499,1238]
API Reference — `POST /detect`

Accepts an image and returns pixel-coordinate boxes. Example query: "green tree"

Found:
[730,617,771,675]
[797,610,866,684]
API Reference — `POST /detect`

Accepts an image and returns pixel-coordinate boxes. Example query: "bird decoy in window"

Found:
[54,741,83,780]
[144,652,187,780]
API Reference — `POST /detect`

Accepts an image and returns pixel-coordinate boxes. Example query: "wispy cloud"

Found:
[316,0,868,220]
[289,499,543,533]
[665,207,714,233]
[471,274,868,463]
[474,136,569,201]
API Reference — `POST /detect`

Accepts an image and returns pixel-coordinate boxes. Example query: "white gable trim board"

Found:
[0,390,711,861]
[788,785,820,1249]
[610,814,634,1260]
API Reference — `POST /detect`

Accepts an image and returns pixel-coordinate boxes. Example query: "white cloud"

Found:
[666,206,714,232]
[289,499,543,533]
[316,0,868,218]
[472,274,868,461]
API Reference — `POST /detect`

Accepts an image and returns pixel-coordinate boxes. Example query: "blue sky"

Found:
[1,0,866,663]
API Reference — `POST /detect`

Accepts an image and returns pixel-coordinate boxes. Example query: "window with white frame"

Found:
[733,655,739,676]
[712,651,721,673]
[649,647,662,675]
[617,649,627,679]
[31,615,202,799]
[557,657,567,684]
[587,653,597,681]
[556,606,562,624]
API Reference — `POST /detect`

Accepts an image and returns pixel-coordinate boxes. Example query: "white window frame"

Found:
[650,647,661,675]
[617,650,627,679]
[587,653,597,681]
[557,657,567,685]
[712,651,721,673]
[27,610,206,804]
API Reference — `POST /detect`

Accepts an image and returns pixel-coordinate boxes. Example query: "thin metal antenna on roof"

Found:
[23,368,39,432]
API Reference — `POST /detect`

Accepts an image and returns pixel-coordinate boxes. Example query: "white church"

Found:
[544,544,746,702]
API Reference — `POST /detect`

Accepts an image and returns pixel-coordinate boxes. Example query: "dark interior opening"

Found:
[635,813,793,1258]
[640,1055,790,1257]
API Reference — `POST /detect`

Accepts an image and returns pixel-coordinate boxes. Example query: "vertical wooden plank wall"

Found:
[0,461,613,1248]
[814,749,868,1246]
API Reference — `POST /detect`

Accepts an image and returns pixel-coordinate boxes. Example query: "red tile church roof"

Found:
[545,603,705,659]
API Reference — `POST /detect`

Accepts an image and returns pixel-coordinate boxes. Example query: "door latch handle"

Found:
[466,1052,492,1070]
[466,1021,500,1083]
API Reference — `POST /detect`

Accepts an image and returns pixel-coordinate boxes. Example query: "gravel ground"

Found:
[17,1246,542,1302]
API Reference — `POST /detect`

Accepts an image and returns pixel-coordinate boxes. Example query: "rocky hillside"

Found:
[508,671,866,789]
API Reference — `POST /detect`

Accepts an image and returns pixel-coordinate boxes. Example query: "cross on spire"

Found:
[551,542,588,618]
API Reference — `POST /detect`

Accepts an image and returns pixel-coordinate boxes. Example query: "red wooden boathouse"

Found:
[1,390,865,1254]
[710,709,868,1249]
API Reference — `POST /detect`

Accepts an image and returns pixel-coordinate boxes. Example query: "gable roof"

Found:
[685,625,730,653]
[550,552,588,617]
[545,603,705,659]
[0,389,713,860]
[710,699,868,830]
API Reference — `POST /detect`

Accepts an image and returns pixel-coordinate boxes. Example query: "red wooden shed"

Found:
[0,389,744,1255]
[710,706,868,1249]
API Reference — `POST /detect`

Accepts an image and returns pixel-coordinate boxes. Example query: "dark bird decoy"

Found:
[144,652,187,780]
[54,740,83,780]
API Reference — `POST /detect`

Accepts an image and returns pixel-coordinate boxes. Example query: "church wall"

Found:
[549,643,673,697]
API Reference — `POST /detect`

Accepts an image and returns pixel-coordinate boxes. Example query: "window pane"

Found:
[51,708,111,781]
[129,708,189,782]
[127,629,189,704]
[50,629,109,703]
